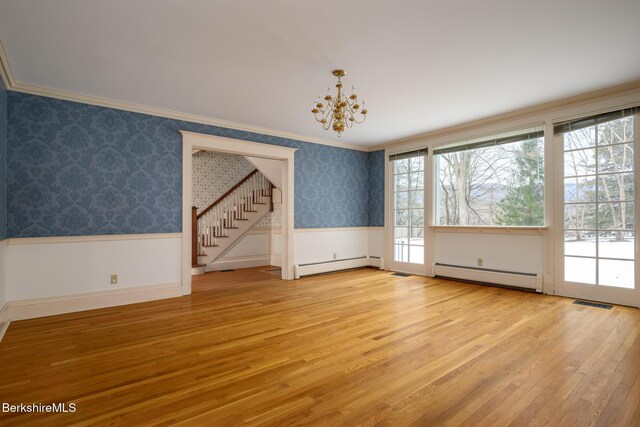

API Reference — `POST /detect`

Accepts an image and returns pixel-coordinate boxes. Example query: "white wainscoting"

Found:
[367,227,384,260]
[294,227,373,265]
[5,234,182,301]
[206,229,272,271]
[0,239,7,311]
[434,230,544,275]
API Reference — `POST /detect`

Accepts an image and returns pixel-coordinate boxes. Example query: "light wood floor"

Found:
[1,267,639,426]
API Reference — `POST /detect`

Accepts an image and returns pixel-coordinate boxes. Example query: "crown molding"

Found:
[0,40,372,153]
[374,80,640,151]
[0,37,16,89]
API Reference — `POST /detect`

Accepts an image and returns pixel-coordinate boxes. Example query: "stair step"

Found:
[202,244,219,247]
[192,263,206,268]
[225,227,239,229]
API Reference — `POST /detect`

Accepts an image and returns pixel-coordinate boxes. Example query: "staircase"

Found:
[192,170,274,275]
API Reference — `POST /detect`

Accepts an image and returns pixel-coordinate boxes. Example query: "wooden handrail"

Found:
[197,169,259,219]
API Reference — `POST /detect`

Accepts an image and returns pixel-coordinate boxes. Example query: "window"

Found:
[560,115,635,288]
[434,128,544,226]
[391,151,425,264]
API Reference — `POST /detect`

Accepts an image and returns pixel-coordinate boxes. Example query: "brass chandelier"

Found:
[311,69,368,137]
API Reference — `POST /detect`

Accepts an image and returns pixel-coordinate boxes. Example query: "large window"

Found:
[434,129,544,226]
[561,115,635,287]
[392,153,425,264]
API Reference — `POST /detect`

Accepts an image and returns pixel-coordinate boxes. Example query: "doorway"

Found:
[556,112,640,307]
[387,149,428,275]
[180,131,297,295]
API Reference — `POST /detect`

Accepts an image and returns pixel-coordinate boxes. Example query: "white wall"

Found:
[206,230,272,271]
[0,240,7,308]
[294,228,370,265]
[368,227,384,259]
[244,156,283,189]
[6,235,182,301]
[434,231,543,274]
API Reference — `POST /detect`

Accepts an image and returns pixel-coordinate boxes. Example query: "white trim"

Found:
[434,264,542,292]
[432,226,546,236]
[205,256,272,272]
[6,233,182,245]
[294,226,379,233]
[0,303,9,343]
[294,256,380,278]
[180,131,296,294]
[5,282,182,321]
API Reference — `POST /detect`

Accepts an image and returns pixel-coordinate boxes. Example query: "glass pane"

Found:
[410,209,424,228]
[394,227,409,242]
[410,172,424,190]
[409,246,424,264]
[410,191,424,208]
[597,117,634,145]
[597,143,633,174]
[598,231,634,260]
[565,256,596,284]
[395,191,409,209]
[394,173,409,191]
[409,157,424,172]
[599,259,634,288]
[394,244,409,263]
[564,204,596,230]
[564,231,596,257]
[435,137,543,227]
[395,209,409,227]
[598,173,634,202]
[410,227,424,240]
[564,127,596,151]
[597,202,633,230]
[564,177,596,203]
[564,148,596,177]
[395,159,409,174]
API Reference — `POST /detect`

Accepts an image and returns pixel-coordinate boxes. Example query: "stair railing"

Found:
[194,170,273,258]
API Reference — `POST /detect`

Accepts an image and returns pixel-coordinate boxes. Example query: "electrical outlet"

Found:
[477,258,483,267]
[333,253,337,260]
[110,274,118,285]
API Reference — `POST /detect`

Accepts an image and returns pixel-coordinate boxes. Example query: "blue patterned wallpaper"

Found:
[0,78,7,241]
[368,150,385,227]
[7,92,384,237]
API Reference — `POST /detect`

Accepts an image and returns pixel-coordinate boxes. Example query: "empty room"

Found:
[0,1,639,425]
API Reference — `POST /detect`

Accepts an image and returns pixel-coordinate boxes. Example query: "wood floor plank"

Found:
[0,267,639,426]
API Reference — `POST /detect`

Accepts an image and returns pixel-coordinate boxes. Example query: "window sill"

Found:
[431,225,548,235]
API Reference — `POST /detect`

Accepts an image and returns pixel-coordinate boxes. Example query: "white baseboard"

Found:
[294,256,382,279]
[0,303,10,343]
[6,282,183,321]
[205,256,271,272]
[434,263,542,292]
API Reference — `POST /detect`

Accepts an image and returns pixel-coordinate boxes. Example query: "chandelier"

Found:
[311,69,368,137]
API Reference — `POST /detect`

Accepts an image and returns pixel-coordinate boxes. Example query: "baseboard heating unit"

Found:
[434,263,542,292]
[295,256,384,279]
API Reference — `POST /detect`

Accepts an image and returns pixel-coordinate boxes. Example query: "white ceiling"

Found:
[1,0,639,147]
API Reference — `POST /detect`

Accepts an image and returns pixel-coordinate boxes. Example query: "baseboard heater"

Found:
[295,256,384,279]
[434,263,542,293]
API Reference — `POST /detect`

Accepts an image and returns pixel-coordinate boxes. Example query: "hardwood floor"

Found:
[1,267,639,426]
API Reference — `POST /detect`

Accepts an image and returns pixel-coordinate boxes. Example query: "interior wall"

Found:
[4,91,380,303]
[0,78,7,310]
[434,232,544,274]
[7,92,375,237]
[6,236,181,301]
[192,150,254,213]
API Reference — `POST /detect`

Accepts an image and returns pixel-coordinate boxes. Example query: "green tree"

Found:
[496,139,544,226]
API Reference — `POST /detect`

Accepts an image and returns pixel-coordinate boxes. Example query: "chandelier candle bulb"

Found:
[312,69,368,137]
